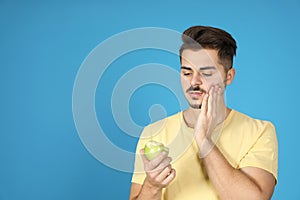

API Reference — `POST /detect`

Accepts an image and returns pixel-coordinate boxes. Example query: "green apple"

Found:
[144,140,169,160]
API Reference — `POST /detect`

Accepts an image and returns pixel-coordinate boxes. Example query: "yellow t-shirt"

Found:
[131,110,278,200]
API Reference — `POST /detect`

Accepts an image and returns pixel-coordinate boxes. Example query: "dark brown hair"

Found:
[179,26,237,72]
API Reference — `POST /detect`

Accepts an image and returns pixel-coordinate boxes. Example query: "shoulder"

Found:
[142,112,182,137]
[143,111,182,133]
[232,110,275,126]
[230,110,276,137]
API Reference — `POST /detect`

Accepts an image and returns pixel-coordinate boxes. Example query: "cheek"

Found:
[180,76,190,87]
[204,77,224,89]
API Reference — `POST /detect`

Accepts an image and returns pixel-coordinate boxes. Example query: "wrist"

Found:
[143,178,163,195]
[198,137,214,158]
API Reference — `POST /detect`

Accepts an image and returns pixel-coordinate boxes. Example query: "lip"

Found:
[189,91,203,99]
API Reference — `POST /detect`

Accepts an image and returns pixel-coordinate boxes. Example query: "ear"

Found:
[225,68,235,85]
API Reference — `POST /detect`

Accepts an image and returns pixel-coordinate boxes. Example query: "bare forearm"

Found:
[132,180,162,200]
[202,146,264,200]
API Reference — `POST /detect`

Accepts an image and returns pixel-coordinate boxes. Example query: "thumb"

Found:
[140,148,150,164]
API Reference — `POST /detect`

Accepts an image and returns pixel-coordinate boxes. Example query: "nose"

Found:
[191,72,203,86]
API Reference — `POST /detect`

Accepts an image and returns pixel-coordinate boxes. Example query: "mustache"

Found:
[186,86,207,93]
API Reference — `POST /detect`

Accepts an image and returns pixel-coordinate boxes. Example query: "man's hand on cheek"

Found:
[194,85,226,157]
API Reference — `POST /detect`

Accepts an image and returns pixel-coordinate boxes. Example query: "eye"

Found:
[184,72,192,76]
[202,73,212,77]
[182,71,192,76]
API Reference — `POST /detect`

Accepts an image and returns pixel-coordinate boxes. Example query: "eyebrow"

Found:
[181,66,192,70]
[181,66,216,70]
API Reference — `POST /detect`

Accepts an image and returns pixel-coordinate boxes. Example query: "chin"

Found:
[187,98,202,109]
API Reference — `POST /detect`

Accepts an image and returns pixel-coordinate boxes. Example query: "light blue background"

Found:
[1,0,299,199]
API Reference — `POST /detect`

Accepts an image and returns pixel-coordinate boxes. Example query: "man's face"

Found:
[180,49,228,109]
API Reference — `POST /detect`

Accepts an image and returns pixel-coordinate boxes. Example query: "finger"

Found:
[154,164,172,183]
[152,156,172,172]
[144,151,169,171]
[161,169,176,186]
[194,93,208,133]
[140,148,163,171]
[213,86,219,114]
[207,86,215,115]
[217,86,226,122]
[140,148,150,165]
[214,86,219,113]
[146,156,172,179]
[216,86,222,108]
[201,93,209,114]
[218,85,223,95]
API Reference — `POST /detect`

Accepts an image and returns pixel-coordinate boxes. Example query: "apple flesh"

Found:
[144,140,169,160]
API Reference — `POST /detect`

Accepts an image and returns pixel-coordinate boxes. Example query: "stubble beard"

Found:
[190,103,201,109]
[189,97,202,109]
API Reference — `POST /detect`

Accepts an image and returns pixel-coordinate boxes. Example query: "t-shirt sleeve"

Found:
[131,126,152,185]
[238,122,278,180]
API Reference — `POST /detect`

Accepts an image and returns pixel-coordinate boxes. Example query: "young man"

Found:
[129,26,278,200]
